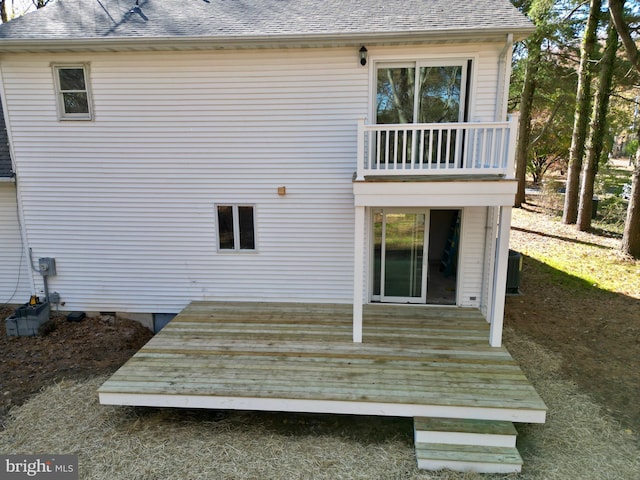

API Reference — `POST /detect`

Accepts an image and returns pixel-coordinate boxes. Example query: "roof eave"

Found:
[0,27,535,53]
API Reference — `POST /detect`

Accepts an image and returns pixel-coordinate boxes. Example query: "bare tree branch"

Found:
[531,96,567,146]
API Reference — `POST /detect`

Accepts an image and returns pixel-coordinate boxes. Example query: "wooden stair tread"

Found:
[415,443,523,465]
[415,417,517,436]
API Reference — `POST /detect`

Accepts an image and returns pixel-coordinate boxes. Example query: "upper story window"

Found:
[52,64,93,120]
[216,204,256,252]
[375,60,471,125]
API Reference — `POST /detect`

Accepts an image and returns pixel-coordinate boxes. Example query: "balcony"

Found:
[356,116,518,181]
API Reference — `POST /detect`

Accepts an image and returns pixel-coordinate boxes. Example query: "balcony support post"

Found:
[352,205,366,343]
[356,118,366,181]
[489,205,512,347]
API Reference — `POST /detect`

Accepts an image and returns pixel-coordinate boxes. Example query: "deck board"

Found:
[99,302,546,422]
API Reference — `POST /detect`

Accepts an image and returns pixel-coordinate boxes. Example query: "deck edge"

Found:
[98,391,547,423]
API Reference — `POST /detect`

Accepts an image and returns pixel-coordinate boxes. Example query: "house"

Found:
[0,1,543,472]
[0,0,531,345]
[0,97,31,304]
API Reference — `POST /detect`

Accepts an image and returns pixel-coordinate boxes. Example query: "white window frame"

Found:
[373,59,470,125]
[215,204,257,253]
[52,63,93,121]
[369,53,478,124]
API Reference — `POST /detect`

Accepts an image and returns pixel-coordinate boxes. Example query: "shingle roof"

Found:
[0,0,532,45]
[0,99,12,177]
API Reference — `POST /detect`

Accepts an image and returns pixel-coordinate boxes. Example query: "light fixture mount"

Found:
[359,46,368,66]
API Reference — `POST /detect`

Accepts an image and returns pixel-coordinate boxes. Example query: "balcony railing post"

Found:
[356,118,366,181]
[506,113,519,178]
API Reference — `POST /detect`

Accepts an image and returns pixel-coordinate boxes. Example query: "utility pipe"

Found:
[495,33,514,120]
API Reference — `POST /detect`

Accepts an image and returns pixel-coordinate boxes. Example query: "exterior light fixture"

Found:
[359,46,368,66]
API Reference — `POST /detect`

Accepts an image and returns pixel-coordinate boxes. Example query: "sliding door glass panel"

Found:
[376,66,415,124]
[417,66,463,123]
[376,67,416,165]
[372,211,383,297]
[383,213,425,299]
[417,65,463,165]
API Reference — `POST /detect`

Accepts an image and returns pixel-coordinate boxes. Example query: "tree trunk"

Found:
[609,0,640,258]
[1,1,8,23]
[609,0,640,67]
[563,0,601,224]
[514,36,542,207]
[622,135,640,257]
[577,19,617,231]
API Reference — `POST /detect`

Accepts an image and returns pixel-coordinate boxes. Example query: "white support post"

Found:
[484,207,498,324]
[489,206,512,347]
[352,205,366,343]
[356,118,366,181]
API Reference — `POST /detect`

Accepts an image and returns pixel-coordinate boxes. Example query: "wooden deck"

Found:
[99,302,546,423]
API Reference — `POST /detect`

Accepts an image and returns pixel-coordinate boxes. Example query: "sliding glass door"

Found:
[372,210,428,303]
[375,60,469,165]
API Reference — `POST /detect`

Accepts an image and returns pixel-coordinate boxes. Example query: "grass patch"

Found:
[511,207,640,298]
[593,162,633,234]
[522,256,597,293]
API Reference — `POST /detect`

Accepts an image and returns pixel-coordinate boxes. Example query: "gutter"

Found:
[0,27,536,53]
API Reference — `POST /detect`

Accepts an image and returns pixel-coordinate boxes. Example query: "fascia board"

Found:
[0,28,535,53]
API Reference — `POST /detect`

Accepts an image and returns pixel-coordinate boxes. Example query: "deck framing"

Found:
[99,302,546,423]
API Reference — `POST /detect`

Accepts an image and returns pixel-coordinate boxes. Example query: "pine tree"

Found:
[609,0,640,258]
[563,0,602,224]
[577,18,618,231]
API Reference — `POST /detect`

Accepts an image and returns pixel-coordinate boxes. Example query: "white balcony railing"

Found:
[356,115,518,181]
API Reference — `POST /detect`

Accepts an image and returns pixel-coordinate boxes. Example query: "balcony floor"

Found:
[99,302,546,423]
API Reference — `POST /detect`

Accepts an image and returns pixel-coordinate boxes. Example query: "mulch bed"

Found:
[0,307,152,428]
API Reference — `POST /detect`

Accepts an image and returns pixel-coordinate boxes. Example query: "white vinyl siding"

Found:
[0,183,31,303]
[458,206,487,307]
[1,43,505,314]
[1,48,367,312]
[473,51,501,121]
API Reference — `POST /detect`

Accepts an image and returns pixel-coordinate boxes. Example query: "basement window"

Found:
[52,64,93,120]
[216,205,256,251]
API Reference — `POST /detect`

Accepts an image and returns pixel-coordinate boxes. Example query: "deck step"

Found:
[415,443,523,474]
[414,417,517,447]
[414,417,521,473]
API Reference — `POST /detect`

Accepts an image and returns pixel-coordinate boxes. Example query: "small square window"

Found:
[216,205,256,251]
[53,65,93,120]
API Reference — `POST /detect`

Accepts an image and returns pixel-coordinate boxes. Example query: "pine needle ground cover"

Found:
[507,205,640,434]
[1,332,638,480]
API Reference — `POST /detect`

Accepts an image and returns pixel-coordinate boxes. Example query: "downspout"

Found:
[495,34,514,121]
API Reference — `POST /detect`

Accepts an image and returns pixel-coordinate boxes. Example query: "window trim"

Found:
[215,204,257,253]
[52,63,93,121]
